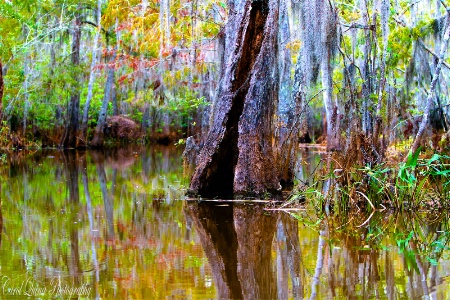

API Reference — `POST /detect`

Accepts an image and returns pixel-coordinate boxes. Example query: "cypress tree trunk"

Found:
[189,0,280,198]
[90,49,116,148]
[60,10,82,148]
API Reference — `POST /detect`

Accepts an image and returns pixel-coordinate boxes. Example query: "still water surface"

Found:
[0,146,449,299]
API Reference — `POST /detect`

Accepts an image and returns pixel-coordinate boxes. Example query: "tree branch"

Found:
[417,39,450,70]
[81,20,110,36]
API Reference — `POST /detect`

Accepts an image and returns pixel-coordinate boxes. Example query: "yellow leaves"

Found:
[340,10,360,23]
[286,40,301,52]
[199,22,219,38]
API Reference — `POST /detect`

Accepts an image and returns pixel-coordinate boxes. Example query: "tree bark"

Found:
[372,0,390,149]
[60,9,82,148]
[321,2,340,151]
[90,49,116,148]
[80,0,102,147]
[189,0,280,198]
[276,0,295,186]
[322,49,340,151]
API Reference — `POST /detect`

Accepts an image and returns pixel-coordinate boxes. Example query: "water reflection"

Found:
[0,182,2,248]
[276,213,304,299]
[61,150,82,284]
[0,147,449,299]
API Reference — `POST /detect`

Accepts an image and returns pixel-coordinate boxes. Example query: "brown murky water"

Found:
[0,146,449,299]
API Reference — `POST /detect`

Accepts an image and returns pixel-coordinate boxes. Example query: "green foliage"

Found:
[364,150,450,209]
[0,121,10,148]
[166,88,208,118]
[398,147,421,185]
[289,148,450,213]
[387,26,413,68]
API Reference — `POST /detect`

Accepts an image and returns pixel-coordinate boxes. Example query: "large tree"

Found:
[188,0,281,198]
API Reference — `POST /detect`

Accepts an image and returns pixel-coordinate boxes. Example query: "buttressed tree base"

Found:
[188,0,281,199]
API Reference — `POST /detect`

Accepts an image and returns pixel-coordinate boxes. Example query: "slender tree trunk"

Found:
[189,0,281,198]
[90,49,116,148]
[276,0,295,186]
[373,0,390,148]
[322,49,339,151]
[41,21,58,147]
[158,0,170,138]
[0,60,3,120]
[60,9,82,148]
[80,0,102,147]
[320,1,340,151]
[111,85,118,116]
[142,102,150,130]
[410,12,450,155]
[22,28,30,136]
[360,0,374,137]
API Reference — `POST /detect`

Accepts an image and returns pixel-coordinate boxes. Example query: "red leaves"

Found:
[118,74,129,84]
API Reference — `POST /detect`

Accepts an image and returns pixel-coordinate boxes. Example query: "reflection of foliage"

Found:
[0,146,215,298]
[287,208,450,298]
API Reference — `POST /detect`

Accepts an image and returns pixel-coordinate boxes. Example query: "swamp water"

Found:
[0,146,449,299]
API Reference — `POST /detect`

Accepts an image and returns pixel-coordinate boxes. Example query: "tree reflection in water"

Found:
[61,150,82,285]
[0,179,2,248]
[185,202,304,299]
[0,148,450,299]
[186,199,450,299]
